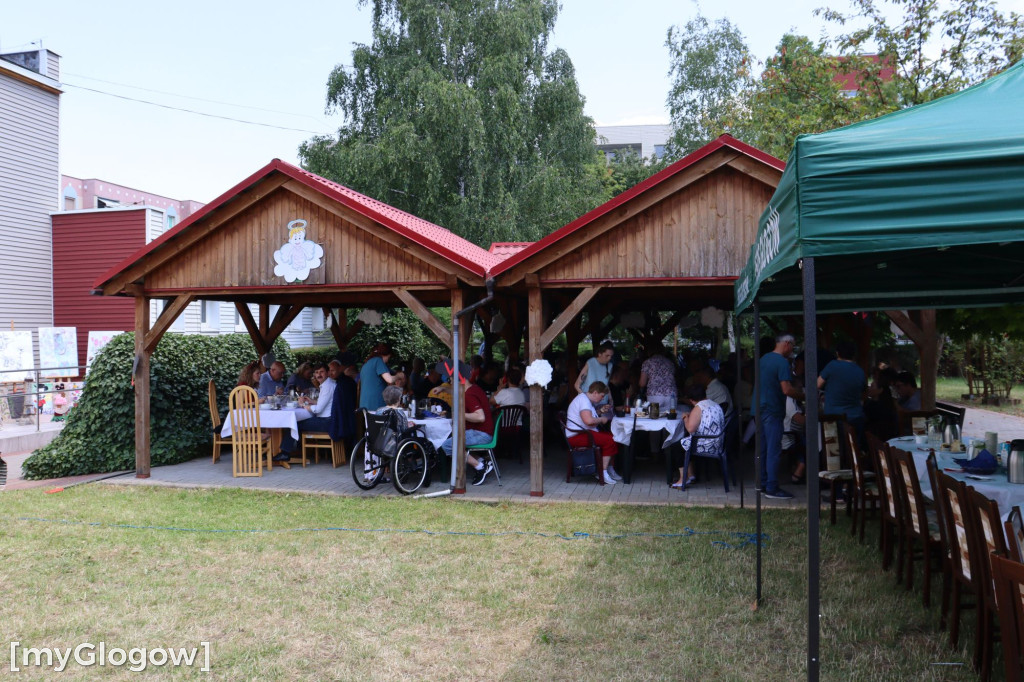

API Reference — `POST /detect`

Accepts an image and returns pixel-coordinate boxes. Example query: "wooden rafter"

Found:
[234,302,269,356]
[144,294,194,353]
[539,287,601,351]
[395,288,453,348]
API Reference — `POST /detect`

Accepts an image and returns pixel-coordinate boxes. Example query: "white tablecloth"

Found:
[612,409,690,448]
[409,417,453,450]
[222,407,311,441]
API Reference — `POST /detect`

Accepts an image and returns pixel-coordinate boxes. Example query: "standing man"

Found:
[258,361,287,401]
[760,334,804,500]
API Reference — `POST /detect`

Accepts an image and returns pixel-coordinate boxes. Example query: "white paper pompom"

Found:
[524,359,553,388]
[356,309,383,326]
[700,306,725,329]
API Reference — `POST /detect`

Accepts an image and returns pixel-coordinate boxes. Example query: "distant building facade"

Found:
[0,48,62,361]
[594,124,671,162]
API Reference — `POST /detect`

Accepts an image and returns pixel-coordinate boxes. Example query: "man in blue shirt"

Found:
[817,341,867,439]
[760,334,804,499]
[258,361,286,401]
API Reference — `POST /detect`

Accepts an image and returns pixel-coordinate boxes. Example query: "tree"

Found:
[664,15,753,156]
[604,148,671,197]
[299,0,609,247]
[939,306,1024,401]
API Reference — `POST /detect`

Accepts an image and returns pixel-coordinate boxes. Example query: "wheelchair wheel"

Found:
[393,439,428,495]
[350,438,384,490]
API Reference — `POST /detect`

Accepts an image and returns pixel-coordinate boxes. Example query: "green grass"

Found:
[935,376,1024,417]
[0,485,976,680]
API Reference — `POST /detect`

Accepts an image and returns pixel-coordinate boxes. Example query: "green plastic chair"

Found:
[466,409,503,486]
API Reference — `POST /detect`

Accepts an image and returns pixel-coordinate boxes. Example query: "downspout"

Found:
[449,278,496,491]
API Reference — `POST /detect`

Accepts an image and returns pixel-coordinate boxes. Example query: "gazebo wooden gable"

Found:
[489,135,785,496]
[93,159,498,478]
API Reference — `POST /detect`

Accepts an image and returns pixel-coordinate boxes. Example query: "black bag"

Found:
[371,411,400,457]
[572,449,597,476]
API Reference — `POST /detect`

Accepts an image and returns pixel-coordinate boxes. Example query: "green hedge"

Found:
[22,333,295,480]
[291,346,339,367]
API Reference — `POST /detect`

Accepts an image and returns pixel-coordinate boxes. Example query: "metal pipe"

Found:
[802,257,821,682]
[753,302,762,608]
[449,279,496,490]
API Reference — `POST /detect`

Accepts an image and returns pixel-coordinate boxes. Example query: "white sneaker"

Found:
[606,466,623,481]
[602,470,616,485]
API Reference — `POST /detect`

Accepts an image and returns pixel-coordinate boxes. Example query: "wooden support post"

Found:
[266,304,305,345]
[451,288,468,493]
[885,309,942,410]
[134,295,151,478]
[528,286,544,496]
[234,303,269,356]
[258,304,269,345]
[539,286,600,351]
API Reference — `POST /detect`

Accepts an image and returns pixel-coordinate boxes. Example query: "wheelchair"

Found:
[350,408,440,495]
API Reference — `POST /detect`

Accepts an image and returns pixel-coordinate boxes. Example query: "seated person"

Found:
[413,364,442,401]
[237,361,261,389]
[286,362,315,395]
[258,361,287,401]
[427,381,453,413]
[673,383,725,488]
[376,385,410,434]
[491,368,526,408]
[275,360,340,461]
[565,381,621,485]
[311,363,328,389]
[865,366,899,442]
[437,360,495,486]
[693,367,734,420]
[894,371,922,410]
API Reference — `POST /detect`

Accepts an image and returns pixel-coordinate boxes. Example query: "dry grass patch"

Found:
[0,485,976,680]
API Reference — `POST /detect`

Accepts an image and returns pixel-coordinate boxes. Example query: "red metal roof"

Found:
[488,135,784,277]
[93,159,501,290]
[488,242,534,259]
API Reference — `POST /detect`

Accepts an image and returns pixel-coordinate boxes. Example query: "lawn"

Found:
[936,376,1024,417]
[0,485,976,681]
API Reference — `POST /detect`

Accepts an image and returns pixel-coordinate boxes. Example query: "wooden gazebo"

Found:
[92,159,498,479]
[490,135,784,495]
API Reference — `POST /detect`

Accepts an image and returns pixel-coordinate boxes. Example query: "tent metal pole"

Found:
[753,303,762,607]
[802,257,821,681]
[737,312,744,509]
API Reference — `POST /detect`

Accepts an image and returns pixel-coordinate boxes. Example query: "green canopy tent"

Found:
[734,60,1024,680]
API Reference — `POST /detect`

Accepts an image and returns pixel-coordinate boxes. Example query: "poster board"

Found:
[0,331,33,382]
[39,327,78,378]
[86,331,123,374]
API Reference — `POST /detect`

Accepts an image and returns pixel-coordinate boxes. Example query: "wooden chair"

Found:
[228,385,275,476]
[892,447,941,607]
[558,411,604,485]
[1006,506,1024,564]
[300,432,347,468]
[465,410,503,486]
[209,380,231,463]
[497,404,528,463]
[869,433,903,578]
[846,426,879,543]
[935,471,982,665]
[819,414,853,525]
[926,451,955,631]
[990,554,1024,682]
[968,487,1008,681]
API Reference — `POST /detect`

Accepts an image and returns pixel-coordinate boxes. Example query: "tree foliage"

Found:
[664,15,753,156]
[603,149,672,197]
[939,305,1024,399]
[299,0,609,247]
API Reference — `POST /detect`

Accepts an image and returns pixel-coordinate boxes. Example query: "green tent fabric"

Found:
[735,60,1024,314]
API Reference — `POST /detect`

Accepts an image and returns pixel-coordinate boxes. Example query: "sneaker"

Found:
[472,460,494,486]
[272,453,291,462]
[763,488,795,500]
[602,470,617,485]
[606,466,623,481]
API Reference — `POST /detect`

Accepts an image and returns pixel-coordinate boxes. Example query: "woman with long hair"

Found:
[236,360,261,389]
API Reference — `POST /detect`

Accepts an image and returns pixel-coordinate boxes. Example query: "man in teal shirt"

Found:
[760,334,803,499]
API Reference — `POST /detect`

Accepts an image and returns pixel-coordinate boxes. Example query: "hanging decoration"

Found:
[273,219,324,283]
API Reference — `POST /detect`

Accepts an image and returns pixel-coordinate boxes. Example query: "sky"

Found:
[3,0,1010,202]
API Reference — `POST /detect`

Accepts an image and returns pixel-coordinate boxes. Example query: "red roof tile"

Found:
[488,242,534,259]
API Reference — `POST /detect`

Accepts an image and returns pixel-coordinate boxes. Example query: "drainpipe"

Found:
[449,278,496,490]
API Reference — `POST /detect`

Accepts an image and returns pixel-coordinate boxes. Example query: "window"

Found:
[654,145,666,160]
[201,301,220,331]
[64,196,76,210]
[167,205,178,229]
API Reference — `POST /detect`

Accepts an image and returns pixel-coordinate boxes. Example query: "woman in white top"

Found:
[673,383,725,488]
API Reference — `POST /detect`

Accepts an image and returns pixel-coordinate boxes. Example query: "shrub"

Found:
[22,333,295,479]
[291,346,339,367]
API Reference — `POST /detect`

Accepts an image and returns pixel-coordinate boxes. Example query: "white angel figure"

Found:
[273,219,324,283]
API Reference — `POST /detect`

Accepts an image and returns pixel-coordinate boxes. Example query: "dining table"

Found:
[889,435,1024,521]
[408,415,453,450]
[611,406,691,484]
[222,405,311,468]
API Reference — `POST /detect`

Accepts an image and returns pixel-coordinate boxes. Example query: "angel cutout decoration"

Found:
[273,219,324,282]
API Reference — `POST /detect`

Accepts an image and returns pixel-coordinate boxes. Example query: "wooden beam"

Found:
[234,302,269,356]
[886,309,942,410]
[539,287,601,351]
[144,294,193,353]
[134,295,151,478]
[653,311,685,342]
[726,155,784,188]
[102,175,290,295]
[528,286,544,496]
[451,288,467,493]
[266,304,305,345]
[258,304,269,342]
[395,288,453,349]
